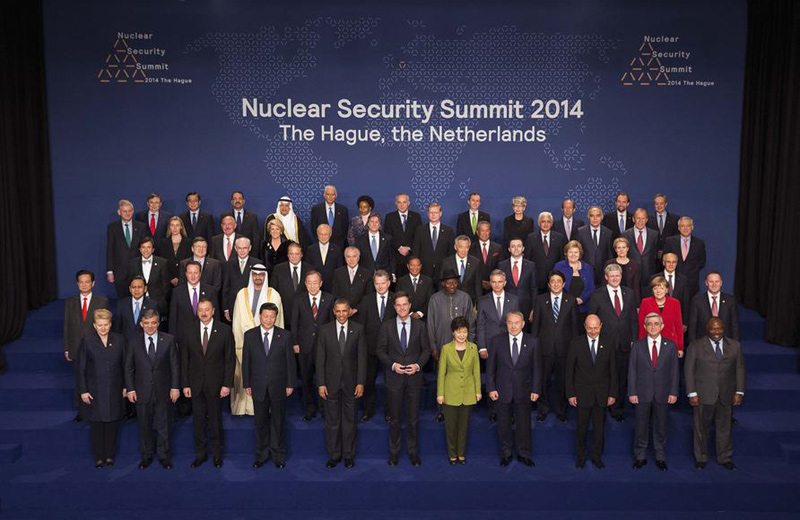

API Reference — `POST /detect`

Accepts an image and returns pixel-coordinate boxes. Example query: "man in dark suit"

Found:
[270,242,310,329]
[135,192,171,240]
[588,263,638,421]
[395,256,433,320]
[525,211,568,294]
[629,312,680,471]
[497,239,537,324]
[179,237,222,296]
[412,202,455,287]
[663,217,706,301]
[209,215,242,265]
[685,317,746,470]
[169,261,219,344]
[532,271,579,422]
[332,246,373,311]
[243,302,297,469]
[648,252,690,319]
[180,191,215,241]
[355,270,396,422]
[356,213,396,280]
[383,193,422,280]
[487,311,542,467]
[577,206,614,285]
[552,199,584,242]
[317,299,367,468]
[128,237,169,313]
[689,272,740,342]
[125,310,180,469]
[64,270,110,421]
[220,190,261,255]
[470,220,502,294]
[181,298,235,468]
[440,235,482,305]
[624,208,659,295]
[646,193,680,268]
[305,223,344,291]
[566,314,617,469]
[107,199,147,298]
[602,192,634,240]
[114,275,158,338]
[290,271,334,421]
[310,185,349,251]
[222,237,260,322]
[456,192,490,240]
[377,292,431,466]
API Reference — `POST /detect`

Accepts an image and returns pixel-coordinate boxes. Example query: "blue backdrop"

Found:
[43,0,746,298]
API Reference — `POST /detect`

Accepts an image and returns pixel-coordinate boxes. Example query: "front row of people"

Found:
[78,299,745,471]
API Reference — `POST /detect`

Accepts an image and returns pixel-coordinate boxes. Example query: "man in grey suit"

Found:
[629,313,679,471]
[685,317,746,471]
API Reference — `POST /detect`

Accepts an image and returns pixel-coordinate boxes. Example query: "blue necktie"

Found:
[400,322,408,353]
[380,296,385,321]
[714,340,722,360]
[460,259,465,283]
[134,301,140,323]
[511,337,519,365]
[619,215,625,233]
[263,331,271,357]
[590,339,596,364]
[371,235,378,260]
[328,207,334,227]
[236,211,242,229]
[553,296,559,323]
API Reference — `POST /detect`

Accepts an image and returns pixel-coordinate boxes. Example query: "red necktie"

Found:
[637,230,644,254]
[613,289,621,317]
[311,296,318,319]
[512,261,520,287]
[226,237,232,260]
[652,340,658,368]
[482,243,488,264]
[81,297,88,322]
[711,296,718,317]
[150,214,156,236]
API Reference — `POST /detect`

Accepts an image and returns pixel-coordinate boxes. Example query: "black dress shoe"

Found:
[303,414,315,422]
[326,458,340,468]
[500,456,511,467]
[633,459,647,470]
[387,456,398,466]
[160,459,173,470]
[732,416,739,425]
[213,458,223,468]
[592,459,605,469]
[191,457,208,468]
[344,458,354,469]
[73,414,83,423]
[359,414,373,423]
[721,461,737,471]
[576,459,586,469]
[274,460,285,469]
[517,456,535,467]
[458,458,466,465]
[489,412,497,423]
[104,458,114,467]
[95,460,104,469]
[410,456,422,466]
[138,458,152,469]
[557,414,567,423]
[384,416,391,424]
[449,458,457,465]
[537,413,547,422]
[655,460,668,471]
[253,459,267,469]
[695,461,707,470]
[435,413,444,423]
[611,414,625,422]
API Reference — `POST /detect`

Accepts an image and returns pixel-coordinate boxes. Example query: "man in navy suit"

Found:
[440,235,482,305]
[525,211,568,295]
[135,192,172,240]
[243,302,297,469]
[114,275,157,338]
[125,310,180,470]
[497,239,537,325]
[220,190,261,255]
[310,185,349,252]
[456,192,490,240]
[487,311,542,467]
[629,313,679,470]
[532,271,579,423]
[552,199,584,242]
[305,224,344,292]
[180,191,215,241]
[377,292,431,466]
[356,213,396,280]
[624,208,659,295]
[383,193,422,280]
[577,206,614,286]
[470,220,502,294]
[663,216,706,301]
[107,199,147,298]
[588,263,638,421]
[689,272,740,343]
[412,202,455,287]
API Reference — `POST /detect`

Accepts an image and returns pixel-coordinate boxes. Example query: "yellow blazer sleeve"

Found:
[471,342,481,395]
[437,342,450,398]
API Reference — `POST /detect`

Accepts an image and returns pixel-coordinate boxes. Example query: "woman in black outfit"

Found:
[502,196,535,249]
[263,218,290,272]
[79,309,126,468]
[157,216,192,288]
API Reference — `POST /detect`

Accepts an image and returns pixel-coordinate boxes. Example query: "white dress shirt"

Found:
[606,284,624,311]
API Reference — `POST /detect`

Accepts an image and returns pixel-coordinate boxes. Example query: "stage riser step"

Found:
[0,443,21,464]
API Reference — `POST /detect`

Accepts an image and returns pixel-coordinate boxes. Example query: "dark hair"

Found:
[450,316,470,332]
[231,190,244,199]
[333,298,351,309]
[406,255,421,265]
[185,260,202,273]
[139,236,154,247]
[197,297,215,308]
[259,302,279,315]
[146,192,162,202]
[548,270,566,283]
[357,195,375,209]
[140,309,160,320]
[394,290,410,303]
[129,275,146,285]
[185,191,201,201]
[75,269,95,282]
[192,236,207,245]
[368,212,381,222]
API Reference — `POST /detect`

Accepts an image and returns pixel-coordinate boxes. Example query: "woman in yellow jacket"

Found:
[437,316,482,464]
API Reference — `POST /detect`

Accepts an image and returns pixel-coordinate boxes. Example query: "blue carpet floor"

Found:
[1,302,799,519]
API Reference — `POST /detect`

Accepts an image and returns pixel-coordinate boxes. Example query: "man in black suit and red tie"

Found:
[566,314,617,469]
[470,220,502,295]
[305,224,344,292]
[135,192,172,240]
[383,193,422,280]
[663,216,706,301]
[525,211,568,295]
[220,190,261,255]
[456,192,490,240]
[578,206,614,286]
[181,298,235,468]
[377,292,431,466]
[317,299,367,468]
[552,199,584,243]
[310,185,349,252]
[588,263,638,422]
[107,199,147,298]
[209,215,242,265]
[128,237,169,313]
[356,213,396,281]
[180,191,215,241]
[487,311,542,467]
[412,202,455,287]
[689,272,740,342]
[624,208,659,295]
[243,302,297,469]
[646,193,680,268]
[497,239,537,325]
[602,192,634,240]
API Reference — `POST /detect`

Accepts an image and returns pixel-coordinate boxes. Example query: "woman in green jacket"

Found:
[437,316,482,464]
